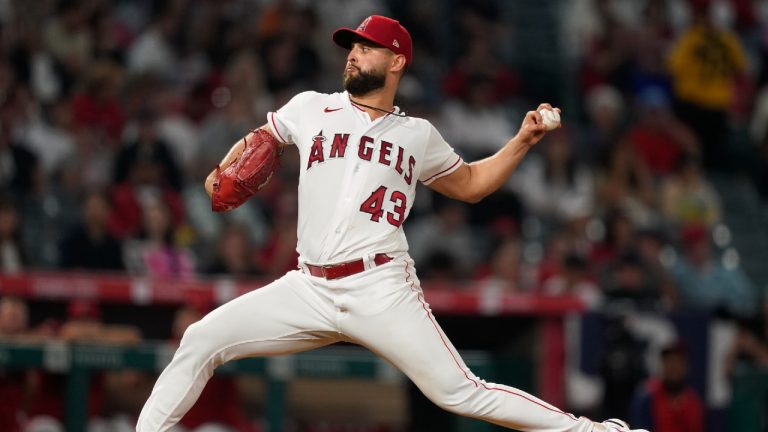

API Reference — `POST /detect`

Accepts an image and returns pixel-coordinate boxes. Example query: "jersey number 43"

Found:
[359,185,406,227]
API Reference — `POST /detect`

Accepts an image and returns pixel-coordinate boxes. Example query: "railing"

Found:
[0,271,585,316]
[0,342,495,432]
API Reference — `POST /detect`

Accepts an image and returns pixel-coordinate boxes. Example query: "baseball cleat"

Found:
[593,418,650,432]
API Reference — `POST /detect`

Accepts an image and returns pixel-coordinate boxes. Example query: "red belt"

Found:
[305,253,393,280]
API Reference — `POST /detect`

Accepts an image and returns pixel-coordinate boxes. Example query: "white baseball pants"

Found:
[136,254,595,431]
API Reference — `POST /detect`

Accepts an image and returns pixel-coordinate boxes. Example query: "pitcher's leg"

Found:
[137,271,338,432]
[343,260,593,432]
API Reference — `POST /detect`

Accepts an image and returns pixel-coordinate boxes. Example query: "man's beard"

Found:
[343,67,386,96]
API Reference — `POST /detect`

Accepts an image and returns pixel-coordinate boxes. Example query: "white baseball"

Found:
[539,108,561,131]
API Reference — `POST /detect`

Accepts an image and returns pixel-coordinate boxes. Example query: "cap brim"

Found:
[332,28,385,50]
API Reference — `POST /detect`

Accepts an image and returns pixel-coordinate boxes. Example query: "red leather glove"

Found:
[211,128,281,212]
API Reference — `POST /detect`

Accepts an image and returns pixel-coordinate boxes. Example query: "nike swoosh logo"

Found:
[324,107,343,113]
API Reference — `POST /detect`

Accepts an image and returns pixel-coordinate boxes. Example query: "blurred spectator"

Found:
[749,88,768,201]
[123,198,195,278]
[70,59,125,143]
[184,184,270,258]
[630,342,705,432]
[258,7,321,96]
[660,154,722,229]
[438,73,516,159]
[667,0,748,170]
[416,251,462,284]
[255,193,299,279]
[600,314,648,422]
[59,299,141,344]
[453,0,503,42]
[442,37,520,106]
[635,228,678,310]
[21,99,75,177]
[108,157,185,239]
[0,296,54,341]
[154,85,201,177]
[0,296,56,432]
[724,301,768,373]
[579,84,627,164]
[594,143,659,230]
[18,166,76,268]
[0,99,39,202]
[9,15,63,104]
[43,0,94,90]
[196,90,259,179]
[625,86,699,177]
[59,299,142,432]
[0,297,126,432]
[0,296,30,339]
[561,0,641,62]
[406,197,480,278]
[90,4,132,64]
[190,48,269,179]
[590,210,636,269]
[576,0,638,93]
[115,108,184,191]
[671,224,757,317]
[66,125,114,191]
[0,374,23,431]
[204,222,262,279]
[126,6,181,81]
[511,129,594,224]
[630,0,676,98]
[537,229,584,287]
[0,197,26,273]
[474,239,526,293]
[59,190,124,271]
[184,57,272,248]
[540,251,603,309]
[599,249,659,310]
[748,86,768,146]
[256,0,295,40]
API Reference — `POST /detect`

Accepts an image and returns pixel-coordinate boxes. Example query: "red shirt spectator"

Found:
[71,91,124,142]
[626,87,698,176]
[630,343,705,432]
[107,159,185,239]
[70,61,125,142]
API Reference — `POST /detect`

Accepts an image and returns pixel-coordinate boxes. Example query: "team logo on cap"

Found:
[392,39,399,48]
[358,16,371,31]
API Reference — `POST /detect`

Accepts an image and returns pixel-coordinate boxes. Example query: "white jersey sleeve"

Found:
[267,91,316,145]
[419,123,463,185]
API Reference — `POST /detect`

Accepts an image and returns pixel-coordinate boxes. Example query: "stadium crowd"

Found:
[0,0,768,431]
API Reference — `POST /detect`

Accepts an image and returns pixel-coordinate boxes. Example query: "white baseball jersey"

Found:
[267,90,463,265]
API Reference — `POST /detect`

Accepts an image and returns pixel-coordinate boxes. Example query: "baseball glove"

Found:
[211,128,282,212]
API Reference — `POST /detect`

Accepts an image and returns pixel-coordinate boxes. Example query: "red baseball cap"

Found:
[333,15,413,66]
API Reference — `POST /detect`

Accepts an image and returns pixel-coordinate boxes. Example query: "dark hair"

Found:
[661,341,688,359]
[562,251,588,269]
[674,152,701,172]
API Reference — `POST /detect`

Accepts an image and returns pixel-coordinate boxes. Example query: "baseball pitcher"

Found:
[137,15,647,432]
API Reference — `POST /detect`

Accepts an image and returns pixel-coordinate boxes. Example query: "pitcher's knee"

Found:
[424,385,482,417]
[178,321,220,359]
